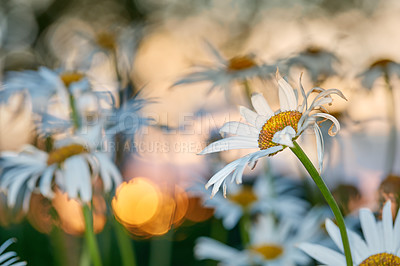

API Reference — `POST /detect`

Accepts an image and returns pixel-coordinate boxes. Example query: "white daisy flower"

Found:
[298,201,400,265]
[0,238,26,266]
[199,71,346,197]
[1,67,89,113]
[47,17,141,86]
[195,210,325,266]
[285,46,339,84]
[173,41,275,99]
[359,59,400,90]
[0,127,122,211]
[201,174,309,229]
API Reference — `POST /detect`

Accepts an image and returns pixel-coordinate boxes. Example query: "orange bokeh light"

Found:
[184,196,214,223]
[112,177,190,237]
[52,190,106,235]
[112,178,160,226]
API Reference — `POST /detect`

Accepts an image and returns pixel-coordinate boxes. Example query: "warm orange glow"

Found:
[27,193,53,234]
[112,178,160,226]
[0,192,24,227]
[52,190,106,235]
[185,196,214,222]
[113,177,190,237]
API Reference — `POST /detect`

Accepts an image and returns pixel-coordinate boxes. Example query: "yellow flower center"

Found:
[60,72,84,87]
[228,187,257,208]
[251,244,283,260]
[96,32,117,51]
[258,111,302,153]
[227,55,256,71]
[359,253,400,265]
[47,144,88,165]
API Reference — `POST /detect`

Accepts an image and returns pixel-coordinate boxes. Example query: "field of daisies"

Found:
[1,0,400,265]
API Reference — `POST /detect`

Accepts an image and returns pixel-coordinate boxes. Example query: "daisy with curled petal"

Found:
[195,209,325,266]
[0,238,26,266]
[173,41,276,100]
[0,126,122,212]
[199,71,346,197]
[299,200,400,265]
[199,174,309,230]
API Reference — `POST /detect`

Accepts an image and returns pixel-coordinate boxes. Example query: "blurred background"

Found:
[1,0,400,265]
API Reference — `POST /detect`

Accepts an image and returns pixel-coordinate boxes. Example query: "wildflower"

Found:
[195,209,324,266]
[0,238,26,266]
[47,17,141,86]
[199,71,345,197]
[299,201,400,265]
[1,67,89,114]
[0,127,122,212]
[359,59,400,90]
[173,41,275,99]
[200,174,309,229]
[285,46,339,84]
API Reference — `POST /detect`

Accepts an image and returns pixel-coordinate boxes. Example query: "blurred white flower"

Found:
[199,174,309,230]
[47,17,141,86]
[173,41,275,100]
[285,46,339,84]
[199,71,345,197]
[359,59,400,90]
[0,238,26,266]
[299,201,400,265]
[195,209,324,266]
[104,92,152,145]
[1,67,89,113]
[0,127,122,211]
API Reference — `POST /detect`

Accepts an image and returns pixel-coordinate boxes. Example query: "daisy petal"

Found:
[239,106,259,126]
[39,164,56,198]
[205,158,244,195]
[311,113,341,136]
[195,237,239,261]
[250,93,274,118]
[239,106,268,129]
[313,124,324,172]
[360,207,382,253]
[199,136,258,155]
[272,126,296,147]
[277,73,297,111]
[382,201,395,252]
[298,243,346,266]
[219,121,259,138]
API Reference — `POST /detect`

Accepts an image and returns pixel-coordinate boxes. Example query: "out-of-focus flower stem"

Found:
[149,229,173,266]
[112,217,137,266]
[242,79,253,107]
[239,212,250,247]
[50,226,68,266]
[290,141,353,266]
[383,73,397,175]
[69,94,80,129]
[82,204,102,266]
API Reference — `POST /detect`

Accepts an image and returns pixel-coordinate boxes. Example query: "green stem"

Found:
[50,226,68,266]
[384,73,397,175]
[242,79,253,107]
[239,211,250,247]
[149,230,173,266]
[82,205,102,266]
[69,94,80,129]
[290,141,353,266]
[112,218,137,266]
